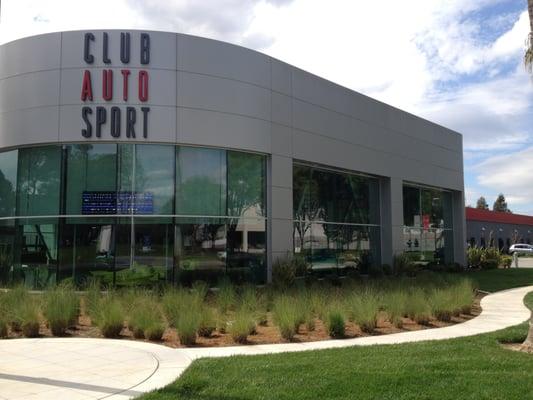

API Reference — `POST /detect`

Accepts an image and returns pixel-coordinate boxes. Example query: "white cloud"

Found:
[475,146,533,215]
[0,0,531,214]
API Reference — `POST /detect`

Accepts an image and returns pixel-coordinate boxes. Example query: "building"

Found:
[466,207,533,251]
[0,30,466,288]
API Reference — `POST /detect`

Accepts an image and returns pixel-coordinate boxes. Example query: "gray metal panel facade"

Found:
[0,30,466,271]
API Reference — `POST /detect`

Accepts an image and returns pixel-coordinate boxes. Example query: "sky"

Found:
[0,0,531,215]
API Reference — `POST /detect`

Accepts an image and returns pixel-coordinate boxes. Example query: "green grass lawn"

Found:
[140,294,533,400]
[466,268,533,292]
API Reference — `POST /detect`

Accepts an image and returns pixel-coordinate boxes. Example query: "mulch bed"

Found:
[4,294,483,347]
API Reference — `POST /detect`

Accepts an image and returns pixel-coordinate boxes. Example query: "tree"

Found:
[476,196,489,210]
[526,0,533,74]
[492,193,511,213]
[523,0,533,353]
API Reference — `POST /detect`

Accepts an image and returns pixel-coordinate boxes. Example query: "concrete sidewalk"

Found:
[0,285,532,400]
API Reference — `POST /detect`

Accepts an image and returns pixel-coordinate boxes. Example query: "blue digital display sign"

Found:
[82,191,154,215]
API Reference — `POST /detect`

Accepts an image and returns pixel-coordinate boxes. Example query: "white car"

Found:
[509,244,533,254]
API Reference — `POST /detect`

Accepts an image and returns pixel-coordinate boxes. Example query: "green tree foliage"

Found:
[492,193,511,213]
[476,196,489,210]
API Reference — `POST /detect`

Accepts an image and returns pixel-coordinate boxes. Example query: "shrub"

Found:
[85,279,102,320]
[239,284,258,312]
[382,264,393,276]
[162,288,188,328]
[326,308,345,338]
[273,296,299,341]
[292,254,308,277]
[309,290,328,321]
[481,258,499,270]
[452,279,475,315]
[272,256,296,288]
[145,323,165,341]
[18,298,41,338]
[501,255,513,269]
[217,278,236,313]
[407,289,432,325]
[128,299,164,339]
[368,264,384,278]
[96,297,124,338]
[216,312,228,334]
[229,308,256,343]
[162,288,202,345]
[4,285,29,331]
[467,247,484,268]
[346,292,380,333]
[393,253,416,276]
[445,263,464,273]
[0,319,7,338]
[385,290,408,328]
[43,285,79,336]
[429,289,454,322]
[198,305,216,338]
[175,305,201,345]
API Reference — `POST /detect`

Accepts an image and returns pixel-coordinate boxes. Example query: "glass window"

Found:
[0,221,16,285]
[403,184,454,264]
[58,218,116,287]
[134,145,175,216]
[227,217,266,284]
[293,164,381,273]
[176,147,226,216]
[17,146,61,216]
[0,143,268,288]
[66,144,117,216]
[403,186,420,227]
[121,218,174,287]
[294,164,379,225]
[296,222,380,276]
[175,217,227,285]
[0,150,18,218]
[227,151,265,218]
[13,218,58,289]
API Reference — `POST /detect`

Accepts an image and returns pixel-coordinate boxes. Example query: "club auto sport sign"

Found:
[80,32,151,139]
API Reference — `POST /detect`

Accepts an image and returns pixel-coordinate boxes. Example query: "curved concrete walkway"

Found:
[0,285,531,400]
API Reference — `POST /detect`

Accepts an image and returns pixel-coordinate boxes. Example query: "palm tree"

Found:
[522,1,533,352]
[526,0,533,74]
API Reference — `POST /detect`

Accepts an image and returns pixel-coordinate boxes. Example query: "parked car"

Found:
[509,244,533,254]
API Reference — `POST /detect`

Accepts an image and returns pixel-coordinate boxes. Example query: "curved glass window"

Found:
[176,147,226,216]
[0,144,267,288]
[0,150,17,218]
[17,146,61,216]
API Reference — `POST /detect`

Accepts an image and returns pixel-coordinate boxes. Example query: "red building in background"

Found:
[466,207,533,251]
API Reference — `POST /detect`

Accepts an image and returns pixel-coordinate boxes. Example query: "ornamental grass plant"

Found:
[95,296,124,338]
[18,297,41,338]
[326,305,346,338]
[43,284,79,336]
[429,289,454,322]
[229,307,256,343]
[385,290,408,328]
[128,297,164,339]
[405,288,433,325]
[198,305,216,338]
[175,302,202,345]
[0,292,8,338]
[163,289,203,345]
[4,285,29,331]
[273,295,299,341]
[346,290,380,333]
[452,279,475,315]
[217,278,236,313]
